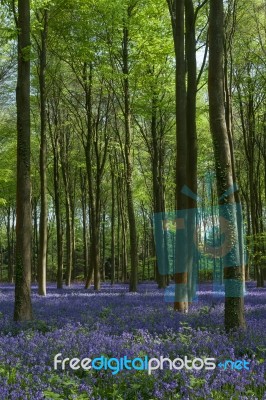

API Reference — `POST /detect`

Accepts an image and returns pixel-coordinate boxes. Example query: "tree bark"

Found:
[110,165,116,285]
[185,0,198,306]
[37,9,48,296]
[151,90,167,289]
[54,142,64,288]
[166,0,200,311]
[32,197,38,282]
[14,0,33,321]
[122,18,138,292]
[83,64,99,290]
[61,147,73,287]
[208,0,245,331]
[48,108,64,289]
[6,206,14,282]
[83,64,109,290]
[80,171,89,279]
[168,0,189,312]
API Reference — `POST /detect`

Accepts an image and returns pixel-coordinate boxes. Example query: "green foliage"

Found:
[0,364,17,385]
[44,374,87,399]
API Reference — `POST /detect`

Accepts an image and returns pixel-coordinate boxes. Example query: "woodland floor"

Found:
[0,282,265,399]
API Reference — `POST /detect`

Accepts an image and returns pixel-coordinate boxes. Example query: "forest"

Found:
[0,0,266,399]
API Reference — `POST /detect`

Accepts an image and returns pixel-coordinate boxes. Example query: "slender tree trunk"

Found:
[243,191,250,280]
[117,181,121,282]
[60,126,73,287]
[151,88,167,289]
[32,197,38,282]
[208,0,245,332]
[53,135,63,289]
[83,64,102,291]
[185,0,197,305]
[37,9,48,296]
[118,176,128,283]
[123,19,138,292]
[71,196,76,280]
[63,185,73,286]
[6,206,14,282]
[80,171,89,279]
[11,208,16,280]
[224,6,246,291]
[110,167,116,285]
[14,0,33,321]
[118,178,128,283]
[141,205,148,281]
[170,0,189,312]
[102,211,106,282]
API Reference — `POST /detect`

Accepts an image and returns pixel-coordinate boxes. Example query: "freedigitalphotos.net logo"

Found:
[54,354,216,375]
[218,359,250,371]
[54,354,250,375]
[153,182,246,303]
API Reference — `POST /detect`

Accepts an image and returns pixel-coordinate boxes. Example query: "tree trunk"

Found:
[32,197,38,282]
[102,211,106,282]
[149,84,167,289]
[117,176,128,283]
[83,63,103,291]
[168,0,189,312]
[6,206,14,282]
[185,0,198,305]
[37,9,48,296]
[208,0,245,332]
[80,171,89,279]
[110,167,116,285]
[123,19,138,292]
[60,125,73,287]
[14,0,33,321]
[52,133,63,289]
[71,194,76,280]
[64,190,73,286]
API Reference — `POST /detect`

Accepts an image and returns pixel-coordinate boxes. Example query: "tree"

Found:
[122,3,139,292]
[35,8,49,296]
[47,92,64,289]
[208,0,245,331]
[14,0,33,321]
[166,0,201,312]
